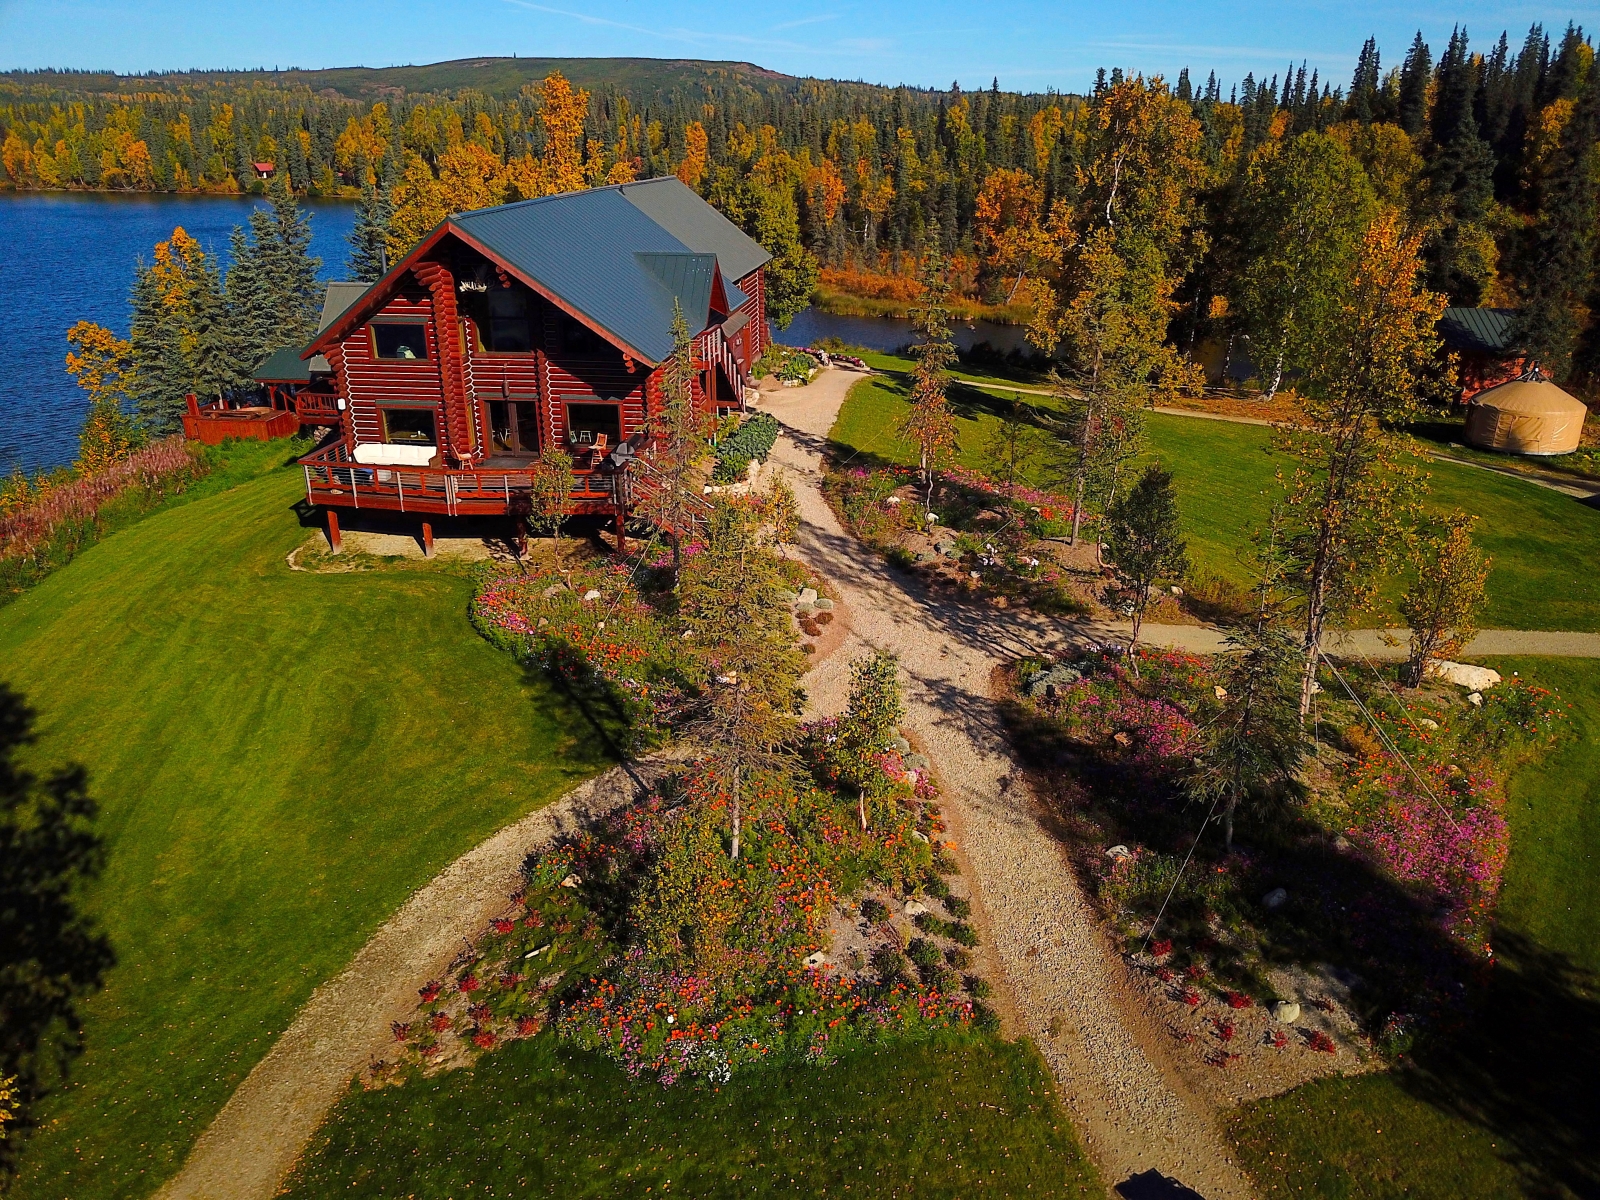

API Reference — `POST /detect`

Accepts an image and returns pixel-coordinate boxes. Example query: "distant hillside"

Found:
[0,57,796,101]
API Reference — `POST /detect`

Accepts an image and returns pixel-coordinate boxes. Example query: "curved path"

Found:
[155,755,684,1200]
[760,369,1260,1199]
[162,368,1596,1200]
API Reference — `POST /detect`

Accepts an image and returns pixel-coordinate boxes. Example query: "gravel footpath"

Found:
[156,755,684,1200]
[759,370,1259,1199]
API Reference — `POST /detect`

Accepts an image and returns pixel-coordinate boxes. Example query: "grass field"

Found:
[2,445,618,1199]
[283,1032,1099,1198]
[829,362,1600,630]
[1229,655,1600,1199]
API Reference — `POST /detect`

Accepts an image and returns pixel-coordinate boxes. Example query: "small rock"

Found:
[1270,1000,1301,1024]
[1112,730,1134,748]
[1105,844,1131,861]
[1170,585,1184,596]
[904,753,930,771]
[887,736,912,753]
[1468,692,1483,707]
[803,951,826,968]
[1417,717,1439,730]
[911,830,931,844]
[537,616,549,628]
[1214,685,1229,700]
[936,540,958,558]
[582,589,601,602]
[814,597,834,611]
[1333,835,1351,852]
[1262,887,1288,910]
[886,495,904,505]
[1425,660,1502,691]
[798,587,819,605]
[560,874,582,889]
[904,900,930,917]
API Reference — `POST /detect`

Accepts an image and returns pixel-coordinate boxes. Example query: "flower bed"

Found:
[389,744,990,1088]
[711,413,781,483]
[1001,647,1570,1050]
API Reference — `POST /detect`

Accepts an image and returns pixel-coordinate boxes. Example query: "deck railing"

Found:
[299,440,621,515]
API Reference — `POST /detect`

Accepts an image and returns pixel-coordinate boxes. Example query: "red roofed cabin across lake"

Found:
[291,177,769,545]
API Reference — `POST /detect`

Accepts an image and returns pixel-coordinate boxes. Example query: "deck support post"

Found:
[614,506,627,555]
[421,521,435,559]
[326,509,342,554]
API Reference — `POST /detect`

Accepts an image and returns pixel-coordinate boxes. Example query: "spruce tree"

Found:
[225,224,273,380]
[254,176,323,345]
[128,267,190,436]
[348,177,394,282]
[1397,33,1433,136]
[1510,63,1600,378]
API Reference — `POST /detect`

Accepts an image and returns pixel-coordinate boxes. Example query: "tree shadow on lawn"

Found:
[995,691,1599,1199]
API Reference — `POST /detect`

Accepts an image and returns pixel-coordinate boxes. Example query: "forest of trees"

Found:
[4,23,1597,386]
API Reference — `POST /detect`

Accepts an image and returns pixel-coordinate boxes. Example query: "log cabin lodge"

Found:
[188,177,770,549]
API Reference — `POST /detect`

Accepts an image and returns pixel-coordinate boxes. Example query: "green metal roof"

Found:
[1438,307,1517,355]
[255,346,312,383]
[617,177,770,283]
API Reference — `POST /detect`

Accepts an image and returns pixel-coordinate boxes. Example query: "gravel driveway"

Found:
[758,369,1260,1199]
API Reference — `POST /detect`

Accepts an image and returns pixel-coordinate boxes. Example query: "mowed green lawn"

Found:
[1230,656,1600,1198]
[282,1033,1099,1199]
[2,449,617,1199]
[830,367,1600,630]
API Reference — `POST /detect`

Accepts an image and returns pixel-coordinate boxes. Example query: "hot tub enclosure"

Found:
[1463,377,1588,456]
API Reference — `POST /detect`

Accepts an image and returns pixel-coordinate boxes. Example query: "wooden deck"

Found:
[299,440,625,517]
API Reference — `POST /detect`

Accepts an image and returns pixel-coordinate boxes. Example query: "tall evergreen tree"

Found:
[347,176,394,282]
[251,176,323,347]
[1397,33,1434,137]
[1345,37,1381,123]
[1510,64,1600,378]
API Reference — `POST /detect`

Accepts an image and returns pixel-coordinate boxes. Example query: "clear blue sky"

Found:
[0,0,1589,94]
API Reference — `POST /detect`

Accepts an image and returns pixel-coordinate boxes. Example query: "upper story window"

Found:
[561,314,610,358]
[371,322,429,361]
[478,289,535,355]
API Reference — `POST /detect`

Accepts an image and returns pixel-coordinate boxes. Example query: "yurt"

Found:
[1464,374,1588,456]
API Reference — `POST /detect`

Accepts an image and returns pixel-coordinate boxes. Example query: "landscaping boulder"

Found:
[582,589,601,602]
[1270,1000,1301,1024]
[1468,692,1483,707]
[1425,660,1502,691]
[1105,844,1131,861]
[1025,663,1083,699]
[904,900,930,917]
[1262,887,1288,910]
[803,951,826,968]
[798,587,819,605]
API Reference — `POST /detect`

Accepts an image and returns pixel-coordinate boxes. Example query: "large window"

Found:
[381,407,437,445]
[566,403,621,446]
[478,290,535,354]
[371,322,429,361]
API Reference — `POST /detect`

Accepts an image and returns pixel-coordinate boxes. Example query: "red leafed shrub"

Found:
[429,1012,453,1033]
[491,917,516,934]
[524,912,544,927]
[1150,938,1172,957]
[1155,966,1175,982]
[1185,963,1207,981]
[421,1042,443,1059]
[458,974,482,994]
[467,1002,492,1022]
[1308,1030,1337,1054]
[1224,991,1253,1009]
[418,981,442,1004]
[1216,1019,1236,1042]
[1180,988,1202,1006]
[1269,1029,1288,1049]
[515,1015,541,1036]
[391,1022,411,1043]
[497,972,525,989]
[472,1027,498,1049]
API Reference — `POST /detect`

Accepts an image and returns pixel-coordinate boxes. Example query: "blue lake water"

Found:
[0,192,356,474]
[772,307,1038,357]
